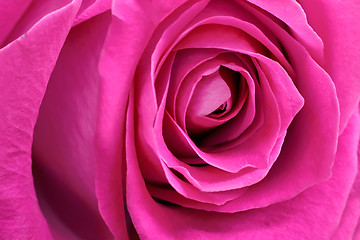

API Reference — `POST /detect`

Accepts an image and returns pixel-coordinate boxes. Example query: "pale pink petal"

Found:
[186,66,246,136]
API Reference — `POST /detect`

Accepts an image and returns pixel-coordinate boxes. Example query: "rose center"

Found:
[186,66,241,142]
[210,102,227,116]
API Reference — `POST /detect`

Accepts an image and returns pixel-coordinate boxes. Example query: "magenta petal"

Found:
[145,130,297,212]
[199,66,257,148]
[175,24,267,55]
[127,104,360,239]
[174,53,245,131]
[156,161,246,205]
[166,48,226,116]
[0,0,32,44]
[190,0,294,75]
[2,0,77,48]
[155,102,267,193]
[331,184,360,239]
[74,0,111,26]
[234,0,340,205]
[242,0,324,62]
[154,131,285,195]
[254,56,304,133]
[95,0,196,238]
[32,12,112,239]
[126,99,175,240]
[297,0,360,133]
[148,0,211,81]
[0,0,81,238]
[355,223,360,240]
[332,112,360,239]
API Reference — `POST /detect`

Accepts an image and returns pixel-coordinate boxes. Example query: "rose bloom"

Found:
[1,0,360,239]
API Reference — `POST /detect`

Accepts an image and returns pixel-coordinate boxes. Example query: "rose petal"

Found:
[332,111,360,239]
[154,0,294,78]
[154,161,246,205]
[73,0,111,26]
[254,56,304,134]
[188,71,232,118]
[96,0,198,238]
[167,58,280,173]
[0,0,32,44]
[155,127,285,193]
[199,62,257,148]
[1,0,75,48]
[0,0,81,238]
[354,220,360,239]
[127,103,360,239]
[175,24,267,55]
[186,67,247,137]
[297,0,360,133]
[242,0,324,63]
[174,53,252,132]
[166,48,227,117]
[331,186,360,239]
[32,11,112,239]
[223,0,340,210]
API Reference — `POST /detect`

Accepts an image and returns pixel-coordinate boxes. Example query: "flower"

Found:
[0,0,359,239]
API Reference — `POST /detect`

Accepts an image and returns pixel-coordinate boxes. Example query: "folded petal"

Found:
[0,0,32,44]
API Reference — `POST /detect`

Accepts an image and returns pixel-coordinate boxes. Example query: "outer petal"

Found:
[1,0,75,48]
[0,0,81,239]
[0,0,32,44]
[297,0,360,133]
[32,11,113,240]
[74,0,112,26]
[331,106,360,239]
[243,0,323,62]
[331,182,360,239]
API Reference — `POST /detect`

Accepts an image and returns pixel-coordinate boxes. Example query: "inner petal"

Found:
[188,70,231,117]
[186,66,239,137]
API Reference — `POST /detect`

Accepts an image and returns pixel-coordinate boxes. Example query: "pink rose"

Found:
[1,0,359,239]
